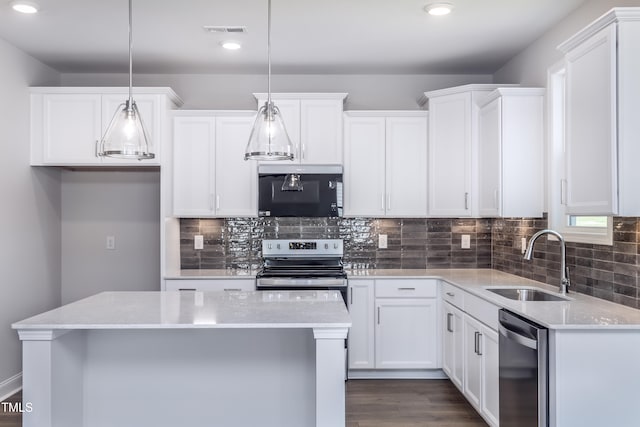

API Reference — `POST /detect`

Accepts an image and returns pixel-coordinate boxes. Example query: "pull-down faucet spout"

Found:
[524,229,571,295]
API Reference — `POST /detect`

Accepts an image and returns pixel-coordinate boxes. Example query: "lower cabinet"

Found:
[347,278,439,372]
[164,279,256,292]
[442,282,499,427]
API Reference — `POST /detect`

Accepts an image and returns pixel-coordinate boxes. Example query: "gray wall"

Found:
[0,37,60,395]
[61,170,161,304]
[494,0,640,85]
[60,73,493,110]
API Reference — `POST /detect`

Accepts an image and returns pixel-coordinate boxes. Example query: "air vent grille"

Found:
[203,26,248,33]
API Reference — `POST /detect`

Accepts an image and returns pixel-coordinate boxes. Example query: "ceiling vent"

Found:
[203,26,248,34]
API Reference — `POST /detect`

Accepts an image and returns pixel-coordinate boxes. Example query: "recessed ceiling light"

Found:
[424,2,453,16]
[221,41,242,50]
[10,0,39,14]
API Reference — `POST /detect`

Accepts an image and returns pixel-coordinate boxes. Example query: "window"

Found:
[547,63,613,245]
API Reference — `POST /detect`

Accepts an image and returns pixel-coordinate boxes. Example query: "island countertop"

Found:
[12,290,351,330]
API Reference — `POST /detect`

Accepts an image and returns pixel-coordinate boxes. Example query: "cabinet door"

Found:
[442,301,464,391]
[375,298,438,369]
[463,314,482,411]
[565,24,617,215]
[42,94,102,165]
[385,116,428,217]
[428,93,472,217]
[101,94,162,165]
[343,116,386,216]
[300,99,343,164]
[215,115,258,217]
[481,326,499,427]
[478,98,502,217]
[173,116,216,216]
[347,280,375,370]
[256,98,300,164]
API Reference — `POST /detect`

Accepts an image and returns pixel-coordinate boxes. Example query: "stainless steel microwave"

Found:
[258,165,343,217]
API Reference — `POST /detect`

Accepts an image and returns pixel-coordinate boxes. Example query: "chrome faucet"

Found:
[523,229,571,295]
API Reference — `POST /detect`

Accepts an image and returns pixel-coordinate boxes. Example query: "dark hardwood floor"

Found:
[347,379,487,427]
[1,380,487,427]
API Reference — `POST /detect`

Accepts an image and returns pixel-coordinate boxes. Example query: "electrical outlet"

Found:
[378,234,388,249]
[106,236,116,250]
[521,237,527,254]
[194,235,204,250]
[461,234,471,249]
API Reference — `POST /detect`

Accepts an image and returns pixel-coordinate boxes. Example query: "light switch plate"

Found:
[378,234,388,249]
[521,237,527,254]
[461,234,471,249]
[194,235,204,250]
[106,235,116,250]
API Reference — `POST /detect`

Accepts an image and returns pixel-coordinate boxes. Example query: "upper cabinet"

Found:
[254,93,347,164]
[30,87,182,166]
[477,88,545,218]
[172,111,258,217]
[421,85,510,217]
[343,111,428,217]
[558,8,640,216]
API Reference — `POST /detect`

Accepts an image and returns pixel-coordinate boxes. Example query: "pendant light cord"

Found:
[267,0,272,108]
[128,0,133,109]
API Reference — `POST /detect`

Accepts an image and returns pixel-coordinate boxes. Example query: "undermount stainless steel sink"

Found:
[487,287,570,302]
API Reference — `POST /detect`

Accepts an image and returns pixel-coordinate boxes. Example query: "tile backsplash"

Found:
[180,217,492,270]
[180,216,640,309]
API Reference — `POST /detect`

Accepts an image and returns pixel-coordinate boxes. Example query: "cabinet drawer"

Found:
[442,282,465,310]
[165,279,255,292]
[375,279,437,298]
[465,292,499,331]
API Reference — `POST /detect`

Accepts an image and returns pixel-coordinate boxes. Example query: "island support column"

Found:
[313,327,349,427]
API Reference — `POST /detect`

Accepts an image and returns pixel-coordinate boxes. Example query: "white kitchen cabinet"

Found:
[422,84,508,217]
[478,88,545,218]
[164,279,255,292]
[30,87,181,166]
[442,301,464,391]
[374,279,438,370]
[347,279,375,370]
[254,93,347,164]
[558,9,640,215]
[343,112,428,217]
[463,314,483,411]
[172,111,257,217]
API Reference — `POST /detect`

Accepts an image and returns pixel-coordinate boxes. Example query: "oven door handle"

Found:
[256,278,346,287]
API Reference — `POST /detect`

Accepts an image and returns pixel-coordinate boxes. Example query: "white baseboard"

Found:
[347,369,447,380]
[0,373,22,401]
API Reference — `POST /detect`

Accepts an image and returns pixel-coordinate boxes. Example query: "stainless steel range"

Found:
[256,239,348,303]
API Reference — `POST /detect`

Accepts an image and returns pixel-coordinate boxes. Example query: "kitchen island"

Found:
[12,290,351,427]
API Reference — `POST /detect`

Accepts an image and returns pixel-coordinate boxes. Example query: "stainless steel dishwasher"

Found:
[498,309,548,427]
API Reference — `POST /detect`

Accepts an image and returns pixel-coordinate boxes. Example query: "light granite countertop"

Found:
[164,269,258,279]
[12,290,351,330]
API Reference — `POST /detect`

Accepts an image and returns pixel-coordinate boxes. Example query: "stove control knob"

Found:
[324,243,329,249]
[334,243,339,249]
[267,243,272,249]
[277,244,281,249]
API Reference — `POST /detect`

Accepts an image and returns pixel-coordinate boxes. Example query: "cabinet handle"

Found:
[560,179,567,205]
[95,140,101,158]
[377,307,381,325]
[474,331,483,355]
[178,288,196,291]
[446,313,453,333]
[381,194,385,211]
[216,195,220,210]
[493,189,499,209]
[302,144,306,160]
[209,194,214,211]
[397,287,415,291]
[223,288,241,291]
[464,192,469,210]
[387,194,391,211]
[350,287,353,305]
[446,292,455,297]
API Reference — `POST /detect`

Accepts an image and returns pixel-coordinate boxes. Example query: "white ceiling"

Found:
[0,0,587,74]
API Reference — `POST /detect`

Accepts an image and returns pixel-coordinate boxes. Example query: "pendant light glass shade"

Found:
[99,0,154,160]
[101,100,154,159]
[244,0,294,161]
[245,101,294,160]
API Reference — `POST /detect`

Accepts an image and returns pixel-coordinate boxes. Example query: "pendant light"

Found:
[244,0,294,161]
[99,0,154,160]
